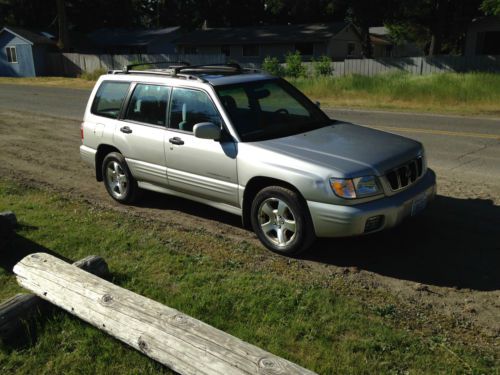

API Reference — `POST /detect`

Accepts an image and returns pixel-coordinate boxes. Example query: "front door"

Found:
[165,87,239,206]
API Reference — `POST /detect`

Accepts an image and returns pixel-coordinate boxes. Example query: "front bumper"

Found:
[307,169,437,237]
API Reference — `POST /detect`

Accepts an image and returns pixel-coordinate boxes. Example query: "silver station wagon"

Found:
[80,63,436,254]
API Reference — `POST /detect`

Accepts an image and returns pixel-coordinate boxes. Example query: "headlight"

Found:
[330,176,381,199]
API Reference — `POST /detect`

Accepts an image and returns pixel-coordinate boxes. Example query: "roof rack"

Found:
[108,62,262,82]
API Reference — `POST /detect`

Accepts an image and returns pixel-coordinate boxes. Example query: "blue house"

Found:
[0,26,57,77]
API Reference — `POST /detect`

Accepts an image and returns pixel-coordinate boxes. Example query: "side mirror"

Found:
[193,122,221,140]
[315,101,321,108]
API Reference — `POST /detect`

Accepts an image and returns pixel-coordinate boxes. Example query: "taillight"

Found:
[80,123,84,142]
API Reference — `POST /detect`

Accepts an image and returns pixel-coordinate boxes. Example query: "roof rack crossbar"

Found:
[124,61,190,73]
[124,69,207,83]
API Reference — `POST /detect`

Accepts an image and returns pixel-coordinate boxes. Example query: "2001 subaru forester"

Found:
[80,63,436,254]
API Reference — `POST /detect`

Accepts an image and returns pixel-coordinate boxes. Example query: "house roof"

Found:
[369,26,389,36]
[175,22,350,46]
[0,26,56,45]
[87,27,181,47]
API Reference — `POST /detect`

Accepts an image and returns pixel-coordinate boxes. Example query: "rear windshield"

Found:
[215,78,331,142]
[91,81,130,119]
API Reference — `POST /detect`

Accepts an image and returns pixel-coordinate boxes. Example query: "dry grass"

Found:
[0,76,95,90]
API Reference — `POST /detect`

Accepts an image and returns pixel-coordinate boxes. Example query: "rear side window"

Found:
[91,81,130,119]
[124,84,170,126]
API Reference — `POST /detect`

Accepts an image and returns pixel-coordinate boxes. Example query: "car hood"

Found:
[251,122,422,178]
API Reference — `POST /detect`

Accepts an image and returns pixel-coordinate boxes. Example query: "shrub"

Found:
[79,68,107,81]
[313,56,332,77]
[284,51,306,78]
[262,56,284,77]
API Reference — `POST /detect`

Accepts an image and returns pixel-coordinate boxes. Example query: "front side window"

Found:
[6,46,17,63]
[216,79,330,142]
[125,84,170,126]
[169,88,222,132]
[91,81,130,119]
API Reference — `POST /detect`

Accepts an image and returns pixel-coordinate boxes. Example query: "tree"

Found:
[385,0,482,56]
[481,0,500,15]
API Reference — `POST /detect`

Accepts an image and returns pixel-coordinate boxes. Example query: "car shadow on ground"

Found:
[302,194,500,291]
[136,191,499,291]
[136,190,243,227]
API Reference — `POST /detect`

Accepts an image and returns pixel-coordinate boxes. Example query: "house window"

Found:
[6,46,18,63]
[242,45,260,57]
[347,42,355,57]
[295,43,314,56]
[221,46,231,57]
[184,46,198,55]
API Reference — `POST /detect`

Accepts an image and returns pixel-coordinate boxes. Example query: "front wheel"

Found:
[102,152,139,204]
[250,186,316,255]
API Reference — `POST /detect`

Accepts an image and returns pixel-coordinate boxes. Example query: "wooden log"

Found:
[14,253,317,375]
[1,255,109,343]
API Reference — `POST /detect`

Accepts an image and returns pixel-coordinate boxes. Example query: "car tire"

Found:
[102,152,139,204]
[250,186,316,255]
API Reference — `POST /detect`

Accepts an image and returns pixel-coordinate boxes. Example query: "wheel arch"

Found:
[241,176,307,229]
[95,144,122,181]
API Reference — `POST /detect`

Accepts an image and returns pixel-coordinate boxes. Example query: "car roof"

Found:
[105,63,275,87]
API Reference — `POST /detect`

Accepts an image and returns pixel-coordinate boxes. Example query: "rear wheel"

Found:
[102,152,138,204]
[250,186,315,255]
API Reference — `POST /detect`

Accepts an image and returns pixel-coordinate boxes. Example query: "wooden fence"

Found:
[309,55,500,76]
[46,53,500,77]
[46,53,226,77]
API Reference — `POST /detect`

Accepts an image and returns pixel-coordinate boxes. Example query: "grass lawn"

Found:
[0,179,497,374]
[1,72,500,117]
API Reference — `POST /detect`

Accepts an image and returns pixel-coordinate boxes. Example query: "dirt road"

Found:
[0,106,499,344]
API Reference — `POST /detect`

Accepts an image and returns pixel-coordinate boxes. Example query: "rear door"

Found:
[113,83,170,187]
[164,87,239,206]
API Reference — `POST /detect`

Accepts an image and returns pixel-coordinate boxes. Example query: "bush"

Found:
[313,56,332,76]
[262,56,284,77]
[284,51,306,78]
[79,68,107,81]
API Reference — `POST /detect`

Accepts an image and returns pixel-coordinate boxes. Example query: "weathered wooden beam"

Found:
[14,253,316,375]
[1,255,109,344]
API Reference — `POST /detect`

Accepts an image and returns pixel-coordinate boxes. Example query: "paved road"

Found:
[1,83,499,183]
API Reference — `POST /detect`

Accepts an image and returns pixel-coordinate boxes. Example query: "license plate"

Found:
[411,192,427,216]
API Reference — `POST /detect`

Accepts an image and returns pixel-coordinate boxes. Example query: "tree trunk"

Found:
[56,0,69,51]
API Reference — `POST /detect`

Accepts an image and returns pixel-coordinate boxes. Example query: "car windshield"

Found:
[215,78,332,142]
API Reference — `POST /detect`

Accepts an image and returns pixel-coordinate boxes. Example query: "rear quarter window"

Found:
[91,81,130,119]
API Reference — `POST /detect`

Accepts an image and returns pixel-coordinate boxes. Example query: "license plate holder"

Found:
[411,192,427,216]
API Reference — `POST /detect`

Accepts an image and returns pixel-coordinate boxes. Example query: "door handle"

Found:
[120,126,132,134]
[169,137,184,145]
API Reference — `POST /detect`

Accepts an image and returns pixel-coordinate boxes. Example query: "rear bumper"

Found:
[80,145,97,169]
[307,169,437,237]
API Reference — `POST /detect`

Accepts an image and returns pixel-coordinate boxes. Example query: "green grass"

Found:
[290,72,500,116]
[0,180,497,374]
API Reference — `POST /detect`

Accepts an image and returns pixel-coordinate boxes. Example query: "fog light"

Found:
[364,215,384,233]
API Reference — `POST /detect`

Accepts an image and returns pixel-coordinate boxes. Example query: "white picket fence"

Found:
[46,53,226,77]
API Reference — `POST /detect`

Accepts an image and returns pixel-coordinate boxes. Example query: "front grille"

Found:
[386,157,423,191]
